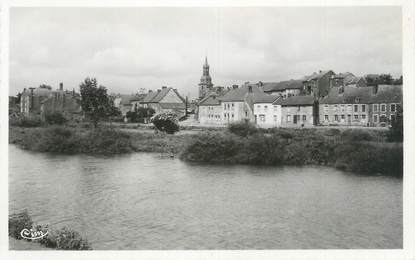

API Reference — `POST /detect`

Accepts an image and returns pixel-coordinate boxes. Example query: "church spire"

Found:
[198,56,213,99]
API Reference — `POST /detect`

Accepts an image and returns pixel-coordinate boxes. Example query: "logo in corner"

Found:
[20,228,48,240]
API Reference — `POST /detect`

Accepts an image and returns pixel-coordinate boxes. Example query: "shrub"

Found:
[340,129,377,142]
[388,106,403,142]
[9,114,42,127]
[44,112,68,125]
[82,127,134,154]
[9,210,33,239]
[227,120,258,137]
[38,227,91,250]
[151,113,180,134]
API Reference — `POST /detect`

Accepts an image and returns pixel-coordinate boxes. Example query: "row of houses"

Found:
[113,86,187,119]
[198,72,402,128]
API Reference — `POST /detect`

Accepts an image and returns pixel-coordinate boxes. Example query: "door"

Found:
[293,115,298,124]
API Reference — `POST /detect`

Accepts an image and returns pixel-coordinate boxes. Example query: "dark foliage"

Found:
[388,106,403,142]
[151,113,180,134]
[227,120,258,137]
[9,114,42,127]
[9,210,33,240]
[44,112,68,125]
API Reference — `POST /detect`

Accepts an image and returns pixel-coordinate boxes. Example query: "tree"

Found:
[388,106,403,142]
[79,77,118,127]
[151,113,180,134]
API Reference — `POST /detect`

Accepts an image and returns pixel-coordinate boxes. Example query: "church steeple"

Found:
[198,56,213,99]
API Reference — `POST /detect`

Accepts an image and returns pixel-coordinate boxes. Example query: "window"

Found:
[362,105,366,112]
[324,115,329,121]
[302,115,307,121]
[245,111,248,117]
[264,105,268,111]
[334,115,339,121]
[381,104,386,112]
[341,105,345,112]
[373,114,378,123]
[324,105,328,112]
[391,114,396,122]
[341,114,345,120]
[354,105,358,112]
[231,114,234,118]
[259,114,266,122]
[380,114,387,123]
[258,105,261,109]
[354,115,359,120]
[334,105,338,112]
[273,105,278,112]
[362,114,366,120]
[297,106,301,111]
[391,104,396,112]
[373,104,378,112]
[231,103,235,110]
[347,105,352,112]
[274,115,278,122]
[287,115,291,122]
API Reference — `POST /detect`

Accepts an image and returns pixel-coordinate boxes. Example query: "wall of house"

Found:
[269,89,301,98]
[21,93,51,115]
[280,105,314,127]
[319,103,369,126]
[369,102,400,127]
[199,105,223,125]
[317,72,335,98]
[254,103,281,128]
[222,101,247,124]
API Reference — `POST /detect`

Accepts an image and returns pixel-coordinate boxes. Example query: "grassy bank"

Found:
[9,125,402,176]
[9,210,91,250]
[180,127,402,177]
[10,126,189,155]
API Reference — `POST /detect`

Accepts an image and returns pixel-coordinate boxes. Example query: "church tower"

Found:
[198,56,213,99]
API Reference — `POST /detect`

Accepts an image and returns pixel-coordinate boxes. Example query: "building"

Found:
[20,83,80,116]
[198,57,214,99]
[369,84,402,127]
[253,94,281,128]
[303,70,336,99]
[319,86,372,126]
[276,95,315,127]
[143,86,186,118]
[260,80,303,98]
[221,84,264,124]
[198,94,223,125]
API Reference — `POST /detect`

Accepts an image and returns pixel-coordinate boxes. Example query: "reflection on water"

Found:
[9,145,402,249]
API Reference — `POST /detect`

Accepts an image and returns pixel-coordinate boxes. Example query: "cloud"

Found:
[9,6,402,98]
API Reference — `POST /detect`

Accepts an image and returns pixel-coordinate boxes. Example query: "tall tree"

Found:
[79,77,119,127]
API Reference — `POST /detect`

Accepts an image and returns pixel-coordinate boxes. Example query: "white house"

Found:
[253,95,281,128]
[198,95,223,125]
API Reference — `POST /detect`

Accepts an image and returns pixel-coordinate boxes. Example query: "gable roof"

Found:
[304,70,334,81]
[320,86,373,104]
[262,79,303,92]
[221,84,264,102]
[146,87,185,104]
[199,95,221,106]
[274,95,315,106]
[372,85,402,103]
[253,94,280,104]
[142,91,159,103]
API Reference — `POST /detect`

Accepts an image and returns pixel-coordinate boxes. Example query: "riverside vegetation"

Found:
[9,210,91,250]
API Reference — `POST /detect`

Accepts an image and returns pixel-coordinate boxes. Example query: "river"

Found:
[9,145,402,249]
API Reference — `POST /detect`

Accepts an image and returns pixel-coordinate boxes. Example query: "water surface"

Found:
[9,145,402,249]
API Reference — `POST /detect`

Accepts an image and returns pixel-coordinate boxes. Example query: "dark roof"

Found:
[304,70,334,81]
[262,79,303,92]
[159,103,186,109]
[274,95,315,106]
[150,88,170,103]
[142,91,159,103]
[371,85,402,103]
[253,94,280,104]
[199,95,221,106]
[118,94,136,105]
[221,84,263,102]
[320,86,373,104]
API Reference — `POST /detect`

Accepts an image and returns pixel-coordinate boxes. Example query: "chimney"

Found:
[157,89,161,93]
[59,82,63,90]
[248,85,253,93]
[372,85,378,95]
[232,85,238,89]
[162,86,167,89]
[148,90,153,93]
[319,70,322,73]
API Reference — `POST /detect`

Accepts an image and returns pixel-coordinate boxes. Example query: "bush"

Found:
[388,106,403,142]
[151,113,180,134]
[9,114,42,127]
[9,211,91,250]
[9,210,33,239]
[340,129,377,142]
[227,120,258,137]
[44,112,68,125]
[14,126,134,154]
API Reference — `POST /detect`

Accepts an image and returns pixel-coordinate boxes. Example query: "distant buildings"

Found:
[195,58,402,128]
[20,83,81,117]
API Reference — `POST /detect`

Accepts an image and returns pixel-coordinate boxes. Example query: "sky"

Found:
[9,6,402,98]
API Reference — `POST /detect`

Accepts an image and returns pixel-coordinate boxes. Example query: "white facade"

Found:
[222,101,253,124]
[253,103,282,128]
[199,105,223,125]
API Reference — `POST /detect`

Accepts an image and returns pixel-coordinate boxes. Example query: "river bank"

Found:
[9,125,402,176]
